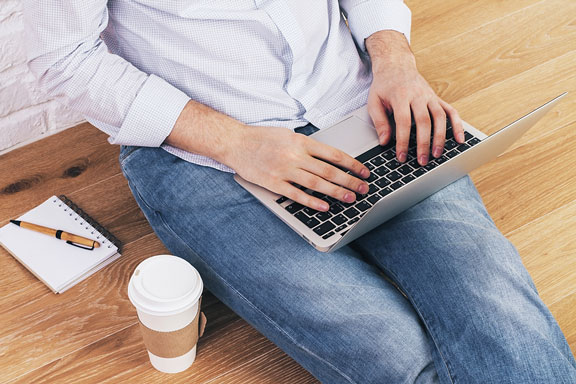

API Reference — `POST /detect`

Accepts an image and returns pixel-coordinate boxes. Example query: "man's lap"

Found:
[120,145,442,382]
[119,145,576,383]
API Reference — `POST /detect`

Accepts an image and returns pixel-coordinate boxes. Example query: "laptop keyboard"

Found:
[276,123,482,240]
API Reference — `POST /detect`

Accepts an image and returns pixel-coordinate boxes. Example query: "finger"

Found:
[412,101,432,166]
[278,182,331,212]
[429,101,447,158]
[392,103,412,163]
[306,140,370,179]
[367,94,393,145]
[440,99,465,143]
[293,168,359,205]
[303,158,369,196]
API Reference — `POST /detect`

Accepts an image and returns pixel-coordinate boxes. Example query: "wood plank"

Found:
[415,0,576,103]
[452,50,576,150]
[471,121,576,234]
[549,293,576,356]
[408,0,543,53]
[509,199,576,305]
[9,305,311,384]
[208,348,317,384]
[0,123,121,221]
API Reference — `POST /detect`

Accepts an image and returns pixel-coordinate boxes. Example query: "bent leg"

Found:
[354,176,576,383]
[120,146,440,384]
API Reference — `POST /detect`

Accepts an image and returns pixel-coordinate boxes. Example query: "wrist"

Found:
[217,122,254,166]
[366,30,416,74]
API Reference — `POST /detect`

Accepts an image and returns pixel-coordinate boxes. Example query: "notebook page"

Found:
[0,196,118,292]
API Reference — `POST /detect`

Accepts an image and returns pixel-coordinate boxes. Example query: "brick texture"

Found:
[0,1,84,153]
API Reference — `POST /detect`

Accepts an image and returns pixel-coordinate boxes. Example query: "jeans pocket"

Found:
[119,145,142,166]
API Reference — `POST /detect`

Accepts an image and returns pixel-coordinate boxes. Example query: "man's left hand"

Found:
[365,30,465,166]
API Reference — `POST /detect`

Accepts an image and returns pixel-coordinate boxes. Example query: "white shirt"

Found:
[23,0,411,172]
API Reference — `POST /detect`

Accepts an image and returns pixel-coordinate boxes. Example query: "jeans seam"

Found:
[126,178,358,384]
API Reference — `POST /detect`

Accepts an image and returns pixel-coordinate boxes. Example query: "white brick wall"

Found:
[0,1,85,154]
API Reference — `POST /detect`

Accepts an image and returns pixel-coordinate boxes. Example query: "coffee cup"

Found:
[128,255,206,373]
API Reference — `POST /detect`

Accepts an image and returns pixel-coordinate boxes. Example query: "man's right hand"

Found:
[223,125,370,212]
[165,100,370,213]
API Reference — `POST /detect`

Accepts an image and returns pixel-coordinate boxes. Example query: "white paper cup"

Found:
[128,255,204,373]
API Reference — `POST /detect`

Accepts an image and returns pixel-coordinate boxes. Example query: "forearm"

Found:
[164,100,247,165]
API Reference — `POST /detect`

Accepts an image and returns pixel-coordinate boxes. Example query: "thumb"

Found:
[368,95,392,145]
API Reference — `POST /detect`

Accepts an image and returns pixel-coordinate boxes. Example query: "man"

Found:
[24,1,576,382]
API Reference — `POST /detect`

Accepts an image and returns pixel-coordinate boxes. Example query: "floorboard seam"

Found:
[5,321,139,384]
[413,0,548,55]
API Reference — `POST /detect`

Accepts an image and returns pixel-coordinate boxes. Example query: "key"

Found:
[398,164,413,175]
[379,187,393,197]
[368,194,382,204]
[332,214,347,225]
[387,171,402,182]
[286,202,304,213]
[374,166,389,177]
[314,221,336,236]
[343,207,361,219]
[375,178,390,188]
[322,231,335,240]
[329,203,344,214]
[370,156,385,166]
[316,211,332,221]
[356,201,372,212]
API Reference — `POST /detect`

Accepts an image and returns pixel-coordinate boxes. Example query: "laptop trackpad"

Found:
[310,116,379,157]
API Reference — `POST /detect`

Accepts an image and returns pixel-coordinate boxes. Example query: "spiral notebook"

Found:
[0,195,122,293]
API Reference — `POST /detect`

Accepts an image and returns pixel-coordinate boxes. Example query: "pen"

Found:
[9,220,100,250]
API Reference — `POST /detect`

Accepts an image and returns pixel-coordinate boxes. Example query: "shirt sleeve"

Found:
[21,0,190,147]
[339,0,412,50]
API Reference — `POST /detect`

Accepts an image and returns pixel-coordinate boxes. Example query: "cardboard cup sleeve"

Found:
[139,301,207,359]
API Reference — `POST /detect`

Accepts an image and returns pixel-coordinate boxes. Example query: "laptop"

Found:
[234,93,567,252]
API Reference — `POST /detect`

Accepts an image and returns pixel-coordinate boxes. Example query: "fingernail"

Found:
[344,192,355,203]
[361,168,370,178]
[398,152,407,162]
[419,155,428,166]
[432,146,443,158]
[457,132,465,143]
[357,183,368,194]
[317,201,329,211]
[379,133,388,145]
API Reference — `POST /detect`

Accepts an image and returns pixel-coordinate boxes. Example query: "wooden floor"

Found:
[1,0,575,382]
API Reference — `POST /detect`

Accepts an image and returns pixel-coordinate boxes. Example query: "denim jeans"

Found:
[119,144,576,383]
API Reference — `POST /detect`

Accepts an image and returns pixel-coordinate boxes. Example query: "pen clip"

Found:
[66,240,95,251]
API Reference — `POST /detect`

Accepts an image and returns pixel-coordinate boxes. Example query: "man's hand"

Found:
[365,30,465,165]
[165,100,370,212]
[223,125,370,212]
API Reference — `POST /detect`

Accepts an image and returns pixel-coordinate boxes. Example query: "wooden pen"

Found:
[10,220,100,249]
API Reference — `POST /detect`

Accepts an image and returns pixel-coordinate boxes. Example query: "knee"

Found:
[294,312,440,383]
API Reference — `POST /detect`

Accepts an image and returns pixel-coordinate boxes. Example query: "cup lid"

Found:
[128,255,203,316]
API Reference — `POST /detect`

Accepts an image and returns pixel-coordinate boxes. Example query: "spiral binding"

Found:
[57,195,122,252]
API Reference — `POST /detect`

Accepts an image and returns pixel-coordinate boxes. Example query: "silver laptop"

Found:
[235,93,566,252]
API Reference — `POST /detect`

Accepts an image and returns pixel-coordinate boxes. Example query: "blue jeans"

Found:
[119,145,576,383]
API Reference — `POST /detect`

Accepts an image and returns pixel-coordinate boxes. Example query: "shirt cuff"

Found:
[345,1,412,51]
[111,74,190,147]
